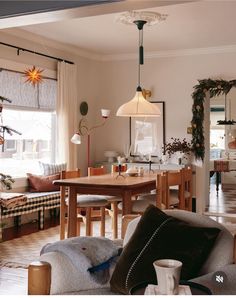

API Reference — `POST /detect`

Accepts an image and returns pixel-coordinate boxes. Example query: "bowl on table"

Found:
[126,167,139,177]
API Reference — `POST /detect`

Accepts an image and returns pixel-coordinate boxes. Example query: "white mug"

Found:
[153,259,182,295]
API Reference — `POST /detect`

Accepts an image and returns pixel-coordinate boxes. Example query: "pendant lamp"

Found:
[116,19,161,117]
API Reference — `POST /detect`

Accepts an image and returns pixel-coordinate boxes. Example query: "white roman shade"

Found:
[0,69,57,110]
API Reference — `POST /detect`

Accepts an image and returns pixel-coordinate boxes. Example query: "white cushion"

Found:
[118,197,165,213]
[66,195,108,207]
[39,161,66,175]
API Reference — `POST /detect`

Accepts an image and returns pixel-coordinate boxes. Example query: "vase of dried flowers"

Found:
[164,138,192,165]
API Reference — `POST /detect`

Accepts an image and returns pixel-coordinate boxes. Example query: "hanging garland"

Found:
[191,78,236,161]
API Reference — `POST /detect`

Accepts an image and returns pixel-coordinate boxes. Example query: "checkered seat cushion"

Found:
[0,191,60,241]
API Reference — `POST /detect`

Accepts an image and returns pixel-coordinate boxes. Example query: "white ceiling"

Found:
[11,1,236,56]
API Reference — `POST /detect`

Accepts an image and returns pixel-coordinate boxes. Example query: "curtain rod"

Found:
[0,67,57,81]
[0,42,74,65]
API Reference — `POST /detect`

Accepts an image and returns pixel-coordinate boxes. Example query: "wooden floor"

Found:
[0,217,60,295]
[206,179,236,227]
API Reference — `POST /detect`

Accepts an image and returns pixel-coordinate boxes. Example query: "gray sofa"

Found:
[31,210,236,295]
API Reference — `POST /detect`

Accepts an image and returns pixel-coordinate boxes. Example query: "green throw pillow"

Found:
[110,205,220,294]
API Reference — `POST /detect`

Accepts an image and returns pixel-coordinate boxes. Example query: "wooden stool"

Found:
[28,261,51,295]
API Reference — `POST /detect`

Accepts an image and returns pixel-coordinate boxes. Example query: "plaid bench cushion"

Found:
[1,191,60,216]
[0,191,60,240]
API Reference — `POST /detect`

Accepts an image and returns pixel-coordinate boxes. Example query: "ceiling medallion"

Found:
[23,66,44,86]
[116,11,168,26]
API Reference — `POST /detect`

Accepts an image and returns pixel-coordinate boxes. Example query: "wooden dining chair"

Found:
[88,166,121,239]
[164,167,192,210]
[118,172,166,214]
[60,169,108,240]
[181,166,193,211]
[136,170,185,211]
[164,170,184,209]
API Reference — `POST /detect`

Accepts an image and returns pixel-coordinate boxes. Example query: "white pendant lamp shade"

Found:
[116,17,163,118]
[71,132,81,144]
[116,90,161,117]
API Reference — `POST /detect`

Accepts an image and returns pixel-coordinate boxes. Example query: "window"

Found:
[0,109,56,177]
[0,68,57,177]
[5,140,16,151]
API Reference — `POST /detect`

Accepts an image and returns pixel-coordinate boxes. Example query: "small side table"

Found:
[130,281,212,295]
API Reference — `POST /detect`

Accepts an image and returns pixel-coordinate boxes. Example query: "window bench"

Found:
[0,191,60,241]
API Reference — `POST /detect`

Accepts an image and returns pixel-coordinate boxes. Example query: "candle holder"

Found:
[116,164,125,179]
[149,160,154,173]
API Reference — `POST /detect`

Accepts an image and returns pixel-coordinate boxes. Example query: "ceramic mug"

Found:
[153,259,182,295]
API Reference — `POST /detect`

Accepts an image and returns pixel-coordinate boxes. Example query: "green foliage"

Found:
[165,138,192,157]
[191,79,236,160]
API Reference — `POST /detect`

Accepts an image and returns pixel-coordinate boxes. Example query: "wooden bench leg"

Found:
[39,209,44,230]
[14,215,21,227]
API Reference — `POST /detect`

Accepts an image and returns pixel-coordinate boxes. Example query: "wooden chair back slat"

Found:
[181,166,193,211]
[59,168,81,240]
[156,172,166,208]
[88,166,106,176]
[61,169,80,179]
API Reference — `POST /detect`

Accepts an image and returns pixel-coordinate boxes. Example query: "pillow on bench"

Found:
[39,162,66,175]
[27,173,60,192]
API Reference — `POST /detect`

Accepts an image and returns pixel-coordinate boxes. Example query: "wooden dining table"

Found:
[54,173,157,238]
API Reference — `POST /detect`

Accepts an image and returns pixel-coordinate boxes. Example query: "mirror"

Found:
[129,101,166,158]
[210,89,236,160]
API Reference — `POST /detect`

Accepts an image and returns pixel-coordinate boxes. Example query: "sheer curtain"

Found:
[57,62,78,170]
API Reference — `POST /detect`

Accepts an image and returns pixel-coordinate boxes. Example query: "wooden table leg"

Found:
[216,172,220,192]
[67,186,77,238]
[122,190,132,215]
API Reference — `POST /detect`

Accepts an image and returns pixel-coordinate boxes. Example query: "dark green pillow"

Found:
[110,205,220,294]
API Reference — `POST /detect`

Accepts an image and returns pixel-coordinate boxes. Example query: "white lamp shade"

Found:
[71,133,81,144]
[101,109,110,118]
[116,91,161,117]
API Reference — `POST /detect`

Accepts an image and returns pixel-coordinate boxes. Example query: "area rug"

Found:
[0,226,60,269]
[0,217,117,269]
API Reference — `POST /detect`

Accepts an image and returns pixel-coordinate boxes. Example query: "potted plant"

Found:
[0,173,15,194]
[164,138,192,165]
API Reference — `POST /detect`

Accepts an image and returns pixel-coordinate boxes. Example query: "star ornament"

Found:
[23,66,44,86]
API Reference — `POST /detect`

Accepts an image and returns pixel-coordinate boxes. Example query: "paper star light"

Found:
[24,66,44,86]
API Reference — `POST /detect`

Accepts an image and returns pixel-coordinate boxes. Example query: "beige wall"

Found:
[93,51,236,212]
[94,52,236,163]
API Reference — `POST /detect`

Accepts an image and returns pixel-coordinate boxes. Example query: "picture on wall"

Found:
[129,101,166,158]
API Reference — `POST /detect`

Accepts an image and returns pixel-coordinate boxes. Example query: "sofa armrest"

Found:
[28,261,51,295]
[121,214,140,239]
[190,264,236,295]
[38,251,100,295]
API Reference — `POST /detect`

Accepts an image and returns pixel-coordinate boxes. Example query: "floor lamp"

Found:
[71,109,110,170]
